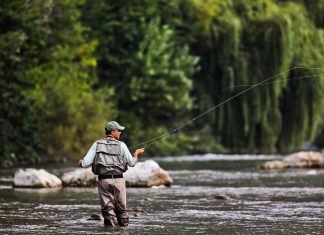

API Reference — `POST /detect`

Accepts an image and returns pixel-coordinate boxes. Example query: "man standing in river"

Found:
[78,121,144,227]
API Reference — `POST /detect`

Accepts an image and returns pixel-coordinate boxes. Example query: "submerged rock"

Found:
[260,160,288,170]
[61,167,96,187]
[87,214,103,220]
[87,209,145,220]
[204,195,231,201]
[260,151,324,170]
[200,195,231,202]
[213,195,231,200]
[124,160,173,187]
[127,209,145,217]
[13,168,62,188]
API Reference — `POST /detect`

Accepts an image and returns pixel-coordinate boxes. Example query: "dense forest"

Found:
[1,0,324,166]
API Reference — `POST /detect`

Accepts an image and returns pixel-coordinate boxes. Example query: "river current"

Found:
[0,154,323,234]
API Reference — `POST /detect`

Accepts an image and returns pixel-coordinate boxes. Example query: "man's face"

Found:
[111,129,122,139]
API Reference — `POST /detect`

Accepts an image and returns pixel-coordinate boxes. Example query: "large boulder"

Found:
[284,151,324,168]
[13,168,62,188]
[124,160,173,187]
[61,160,173,187]
[260,151,324,169]
[61,167,96,187]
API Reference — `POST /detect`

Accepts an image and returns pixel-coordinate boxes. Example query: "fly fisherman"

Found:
[78,121,144,227]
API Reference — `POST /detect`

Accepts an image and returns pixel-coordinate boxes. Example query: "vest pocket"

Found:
[96,143,120,155]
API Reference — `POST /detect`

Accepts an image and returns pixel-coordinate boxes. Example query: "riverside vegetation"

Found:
[1,0,324,166]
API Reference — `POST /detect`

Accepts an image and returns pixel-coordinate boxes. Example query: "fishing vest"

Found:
[92,137,127,175]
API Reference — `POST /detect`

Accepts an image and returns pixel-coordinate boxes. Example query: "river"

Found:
[0,154,323,234]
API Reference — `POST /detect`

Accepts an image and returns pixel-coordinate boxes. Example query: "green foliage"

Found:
[0,0,116,166]
[131,18,198,123]
[0,0,52,165]
[23,0,117,160]
[181,0,324,153]
[1,0,324,166]
[82,0,199,150]
[277,0,324,27]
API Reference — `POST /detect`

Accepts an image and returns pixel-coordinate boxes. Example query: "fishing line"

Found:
[129,67,324,150]
[200,73,324,98]
[82,67,324,214]
[81,179,95,206]
[199,69,324,99]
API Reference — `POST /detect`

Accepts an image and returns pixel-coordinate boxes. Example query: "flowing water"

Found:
[0,154,324,234]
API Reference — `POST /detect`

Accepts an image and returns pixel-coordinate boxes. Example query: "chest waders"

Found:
[92,137,129,227]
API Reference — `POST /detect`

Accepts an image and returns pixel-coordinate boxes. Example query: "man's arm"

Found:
[121,142,144,167]
[132,148,145,164]
[77,141,97,168]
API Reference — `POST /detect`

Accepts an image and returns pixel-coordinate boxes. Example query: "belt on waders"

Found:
[98,174,123,179]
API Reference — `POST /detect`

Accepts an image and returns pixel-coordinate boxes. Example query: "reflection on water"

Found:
[0,154,324,234]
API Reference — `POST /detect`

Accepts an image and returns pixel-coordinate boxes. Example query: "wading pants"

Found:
[97,178,129,226]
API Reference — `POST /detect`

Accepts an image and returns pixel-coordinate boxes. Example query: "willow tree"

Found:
[181,0,324,153]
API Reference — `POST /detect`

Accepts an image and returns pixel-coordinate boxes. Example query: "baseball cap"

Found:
[105,121,125,131]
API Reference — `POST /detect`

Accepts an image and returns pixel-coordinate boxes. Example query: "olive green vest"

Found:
[92,137,127,175]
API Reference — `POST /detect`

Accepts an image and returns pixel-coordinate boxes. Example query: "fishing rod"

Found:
[129,67,324,150]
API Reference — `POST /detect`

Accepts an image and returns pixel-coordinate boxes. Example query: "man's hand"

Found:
[77,159,83,167]
[134,148,145,157]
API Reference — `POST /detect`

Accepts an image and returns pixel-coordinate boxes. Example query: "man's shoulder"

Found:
[97,137,123,145]
[119,141,127,147]
[96,138,106,144]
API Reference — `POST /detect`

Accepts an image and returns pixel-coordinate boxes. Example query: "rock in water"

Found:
[260,151,324,169]
[124,160,173,187]
[87,209,145,220]
[260,160,288,170]
[88,214,103,220]
[213,195,231,200]
[61,167,96,187]
[127,209,145,217]
[61,160,173,188]
[13,168,62,188]
[284,151,324,168]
